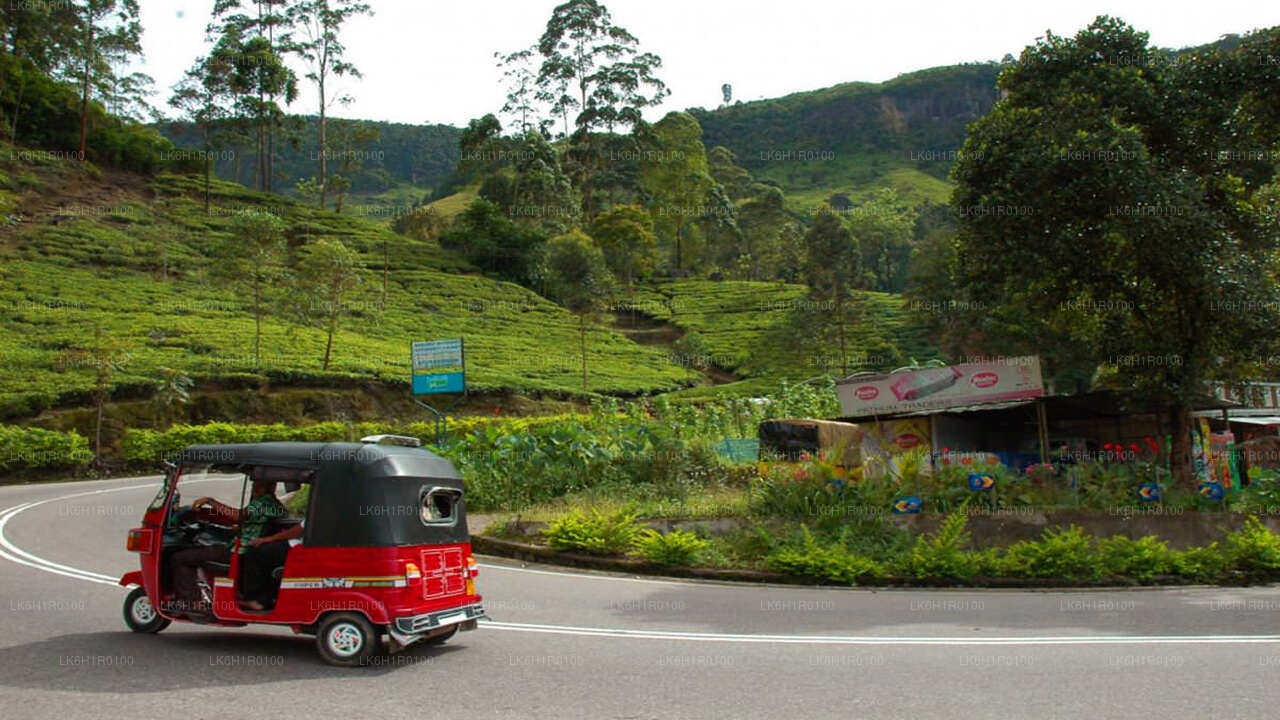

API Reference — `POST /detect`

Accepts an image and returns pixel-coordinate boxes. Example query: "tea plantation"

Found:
[0,148,699,418]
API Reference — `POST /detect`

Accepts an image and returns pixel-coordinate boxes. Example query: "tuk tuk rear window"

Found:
[421,487,461,525]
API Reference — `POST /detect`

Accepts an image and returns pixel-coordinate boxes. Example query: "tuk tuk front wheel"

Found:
[123,586,171,633]
[316,612,382,667]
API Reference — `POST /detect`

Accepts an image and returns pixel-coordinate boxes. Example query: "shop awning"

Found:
[1228,416,1280,426]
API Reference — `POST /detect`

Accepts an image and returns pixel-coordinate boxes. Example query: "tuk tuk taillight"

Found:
[404,562,421,583]
[466,555,478,578]
[126,529,152,553]
[465,578,475,596]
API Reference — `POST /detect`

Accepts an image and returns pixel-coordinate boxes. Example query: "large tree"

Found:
[589,203,658,289]
[215,212,288,370]
[534,0,667,133]
[803,209,862,375]
[169,55,235,214]
[67,1,147,160]
[288,0,372,209]
[950,17,1280,482]
[534,229,618,392]
[208,0,296,192]
[292,238,364,371]
[639,111,715,271]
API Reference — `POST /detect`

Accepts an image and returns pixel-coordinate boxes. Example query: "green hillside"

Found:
[690,63,1003,210]
[157,117,462,196]
[628,280,940,400]
[0,146,698,419]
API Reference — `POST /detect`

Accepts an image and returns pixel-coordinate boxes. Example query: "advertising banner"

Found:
[836,357,1045,417]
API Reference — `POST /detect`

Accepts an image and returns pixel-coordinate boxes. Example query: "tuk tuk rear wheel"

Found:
[123,586,171,633]
[316,612,382,667]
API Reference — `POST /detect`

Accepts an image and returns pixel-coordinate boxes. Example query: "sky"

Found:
[137,0,1280,128]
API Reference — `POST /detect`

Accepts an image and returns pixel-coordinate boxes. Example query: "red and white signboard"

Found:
[837,356,1045,417]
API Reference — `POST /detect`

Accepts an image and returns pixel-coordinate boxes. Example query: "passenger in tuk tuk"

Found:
[240,513,304,611]
[180,478,293,611]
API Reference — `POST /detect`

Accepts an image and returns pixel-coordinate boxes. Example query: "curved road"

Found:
[3,476,1280,719]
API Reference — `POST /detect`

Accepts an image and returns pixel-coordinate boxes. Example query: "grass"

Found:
[489,484,753,524]
[425,186,478,220]
[0,145,699,417]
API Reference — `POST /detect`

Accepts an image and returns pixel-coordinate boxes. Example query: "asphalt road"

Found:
[4,475,1280,719]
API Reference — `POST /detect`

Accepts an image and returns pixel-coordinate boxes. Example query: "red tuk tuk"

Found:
[119,435,486,666]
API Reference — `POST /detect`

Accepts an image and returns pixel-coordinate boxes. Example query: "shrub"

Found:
[633,528,709,565]
[541,509,641,555]
[765,526,884,584]
[899,508,979,580]
[1223,516,1280,574]
[1096,535,1176,580]
[1171,543,1231,583]
[0,425,93,472]
[999,526,1103,580]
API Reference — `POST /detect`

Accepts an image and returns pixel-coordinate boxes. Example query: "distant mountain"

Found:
[157,35,1246,206]
[688,63,1003,206]
[156,117,462,196]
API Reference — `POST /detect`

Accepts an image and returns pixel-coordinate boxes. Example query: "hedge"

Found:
[0,425,92,472]
[120,414,588,464]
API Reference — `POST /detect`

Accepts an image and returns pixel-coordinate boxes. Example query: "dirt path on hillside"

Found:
[609,308,739,386]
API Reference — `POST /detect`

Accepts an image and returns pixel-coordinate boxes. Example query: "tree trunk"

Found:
[674,220,684,271]
[9,70,26,143]
[323,315,336,370]
[837,303,847,376]
[580,314,588,392]
[1169,404,1195,485]
[318,75,328,209]
[253,283,262,369]
[203,128,212,215]
[94,391,104,469]
[78,25,93,162]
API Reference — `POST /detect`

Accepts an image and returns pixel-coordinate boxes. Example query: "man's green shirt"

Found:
[239,494,287,553]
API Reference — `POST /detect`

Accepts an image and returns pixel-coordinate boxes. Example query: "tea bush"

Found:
[0,425,92,471]
[633,529,709,565]
[541,509,641,555]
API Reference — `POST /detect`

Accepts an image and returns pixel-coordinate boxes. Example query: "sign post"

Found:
[410,338,466,444]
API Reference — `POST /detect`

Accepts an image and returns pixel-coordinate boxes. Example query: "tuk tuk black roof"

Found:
[178,442,461,481]
[176,441,468,547]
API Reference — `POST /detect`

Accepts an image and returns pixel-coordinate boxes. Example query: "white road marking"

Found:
[6,478,1280,648]
[478,620,1280,645]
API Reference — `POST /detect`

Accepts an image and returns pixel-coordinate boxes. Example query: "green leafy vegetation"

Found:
[632,528,708,565]
[0,150,698,419]
[541,508,641,555]
[0,425,92,472]
[764,526,885,584]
